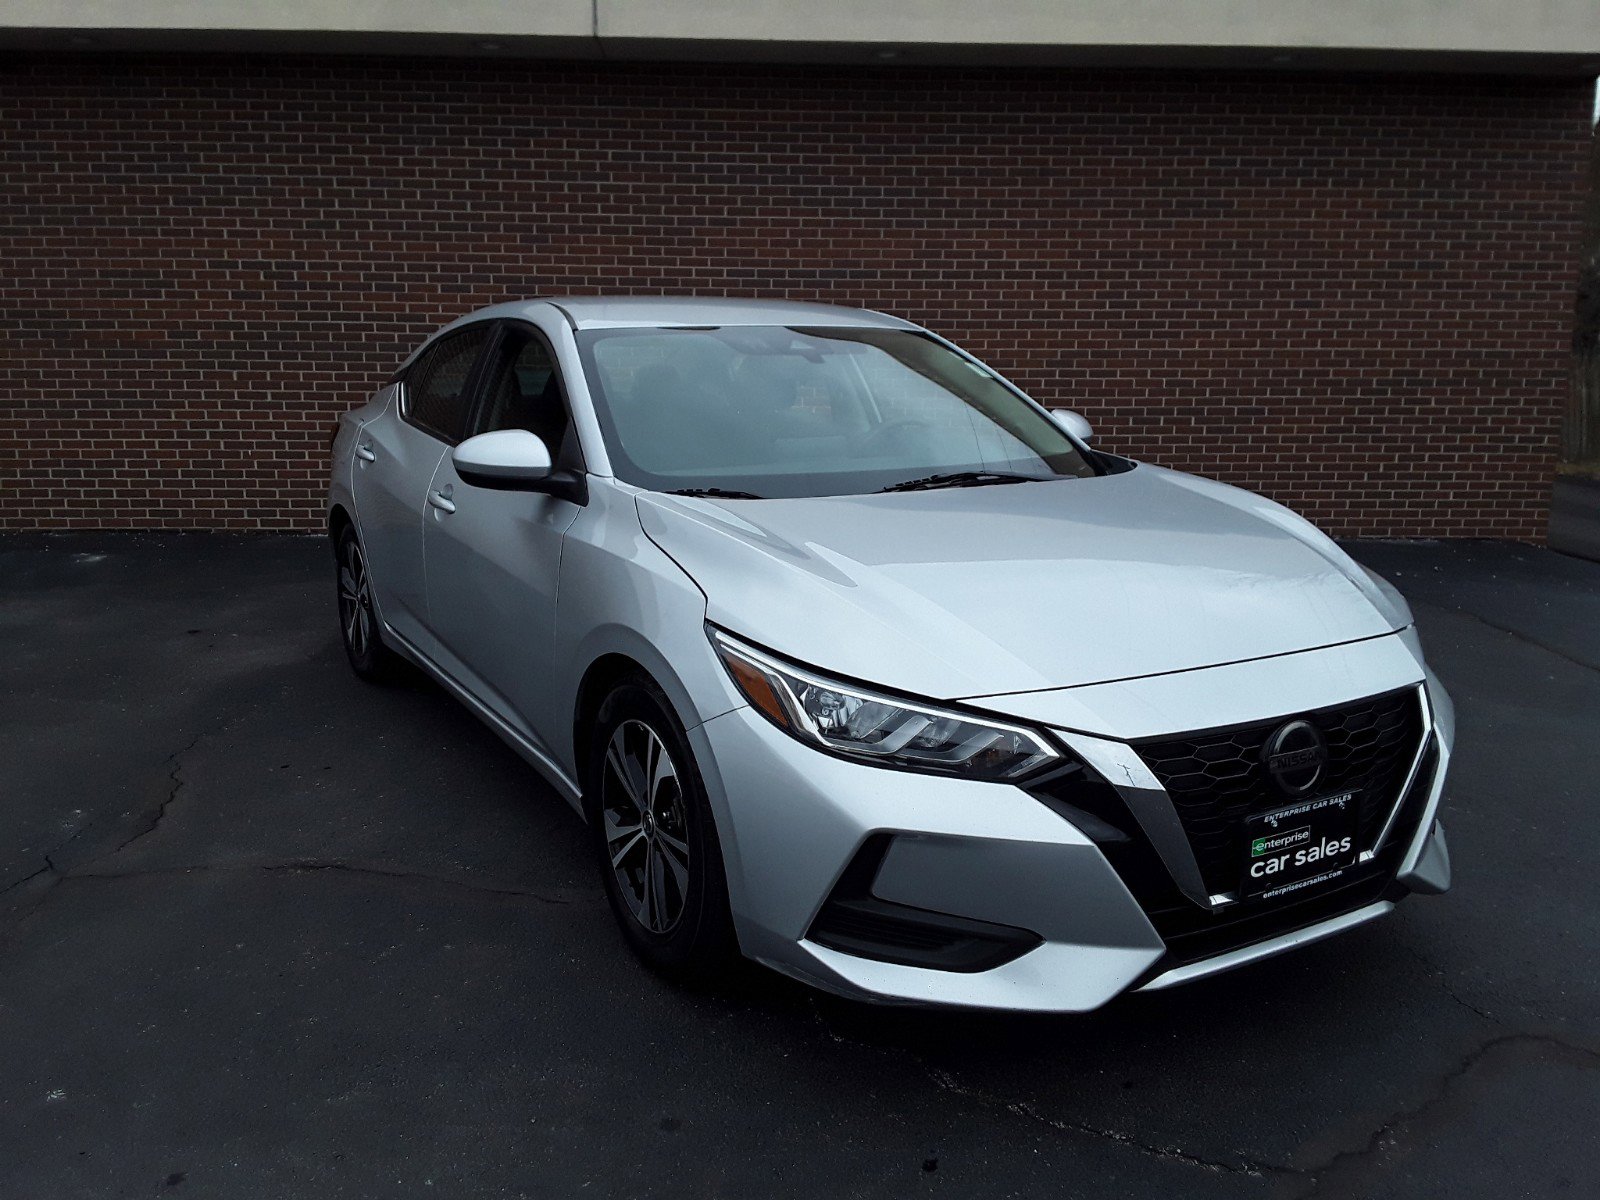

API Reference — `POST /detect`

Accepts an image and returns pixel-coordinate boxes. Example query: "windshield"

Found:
[574,325,1098,498]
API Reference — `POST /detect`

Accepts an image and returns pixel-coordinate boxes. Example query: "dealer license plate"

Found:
[1241,790,1360,900]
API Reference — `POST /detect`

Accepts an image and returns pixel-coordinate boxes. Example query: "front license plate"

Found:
[1241,791,1360,901]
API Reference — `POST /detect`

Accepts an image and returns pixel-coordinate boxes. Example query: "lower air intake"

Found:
[807,835,1042,973]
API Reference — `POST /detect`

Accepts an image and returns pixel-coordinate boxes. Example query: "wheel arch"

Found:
[573,652,649,805]
[567,630,741,802]
[328,502,355,550]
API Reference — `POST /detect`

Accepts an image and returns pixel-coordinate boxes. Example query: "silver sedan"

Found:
[328,296,1452,1012]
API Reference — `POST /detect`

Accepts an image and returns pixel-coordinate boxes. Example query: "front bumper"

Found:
[691,668,1452,1013]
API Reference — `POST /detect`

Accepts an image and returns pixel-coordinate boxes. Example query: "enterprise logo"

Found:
[1251,826,1311,858]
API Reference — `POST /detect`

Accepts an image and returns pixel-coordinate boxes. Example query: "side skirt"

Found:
[382,621,586,814]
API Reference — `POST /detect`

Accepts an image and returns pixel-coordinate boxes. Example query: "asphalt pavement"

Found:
[1,533,1596,1199]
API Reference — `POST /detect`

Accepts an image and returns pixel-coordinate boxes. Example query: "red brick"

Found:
[0,55,1589,537]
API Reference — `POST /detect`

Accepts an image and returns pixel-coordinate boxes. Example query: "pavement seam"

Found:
[1285,1032,1600,1197]
[808,1000,1600,1191]
[924,1065,1293,1178]
[1396,942,1505,1027]
[18,858,579,906]
[0,860,584,952]
[807,996,1298,1179]
[0,856,58,899]
[0,719,586,942]
[1412,597,1600,676]
[254,859,578,903]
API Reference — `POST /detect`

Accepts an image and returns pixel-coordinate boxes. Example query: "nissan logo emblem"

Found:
[1262,719,1327,795]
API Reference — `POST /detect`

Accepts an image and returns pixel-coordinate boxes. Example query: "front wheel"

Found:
[335,525,400,682]
[587,675,737,978]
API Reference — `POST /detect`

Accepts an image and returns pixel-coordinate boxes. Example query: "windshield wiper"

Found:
[877,471,1046,494]
[667,487,766,500]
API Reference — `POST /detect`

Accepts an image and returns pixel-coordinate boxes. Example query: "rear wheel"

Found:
[588,675,737,977]
[335,525,400,681]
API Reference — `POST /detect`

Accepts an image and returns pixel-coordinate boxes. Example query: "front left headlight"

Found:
[710,629,1060,781]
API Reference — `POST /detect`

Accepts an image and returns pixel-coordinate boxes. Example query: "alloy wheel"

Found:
[338,538,373,660]
[601,719,692,935]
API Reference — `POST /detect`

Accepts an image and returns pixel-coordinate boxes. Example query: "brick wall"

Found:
[0,56,1590,535]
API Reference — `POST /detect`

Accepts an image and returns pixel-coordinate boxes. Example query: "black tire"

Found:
[586,673,738,978]
[334,524,401,682]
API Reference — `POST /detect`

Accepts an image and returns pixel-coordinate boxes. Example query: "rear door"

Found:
[351,323,494,651]
[422,320,586,756]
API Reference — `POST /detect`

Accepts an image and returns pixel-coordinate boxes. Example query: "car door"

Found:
[350,323,494,652]
[422,321,587,757]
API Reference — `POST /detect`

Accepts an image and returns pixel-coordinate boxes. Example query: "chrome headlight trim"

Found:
[709,628,1061,782]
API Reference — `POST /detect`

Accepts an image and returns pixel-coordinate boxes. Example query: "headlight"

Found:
[710,629,1059,781]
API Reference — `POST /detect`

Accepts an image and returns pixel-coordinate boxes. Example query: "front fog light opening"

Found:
[710,629,1059,781]
[807,834,1043,972]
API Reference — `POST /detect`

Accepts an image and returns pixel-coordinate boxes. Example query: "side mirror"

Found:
[453,429,552,487]
[1048,408,1094,443]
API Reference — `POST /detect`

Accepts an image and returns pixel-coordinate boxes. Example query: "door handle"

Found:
[428,488,456,514]
[355,442,376,462]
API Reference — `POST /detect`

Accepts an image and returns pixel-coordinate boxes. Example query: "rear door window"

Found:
[404,324,493,444]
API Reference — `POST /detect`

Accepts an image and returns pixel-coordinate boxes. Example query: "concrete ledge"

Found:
[601,0,1600,58]
[3,0,1598,73]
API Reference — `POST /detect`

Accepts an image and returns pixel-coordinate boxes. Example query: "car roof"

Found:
[463,295,920,332]
[546,295,918,331]
[394,296,924,374]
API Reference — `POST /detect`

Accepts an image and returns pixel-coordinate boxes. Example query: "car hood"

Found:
[636,465,1410,701]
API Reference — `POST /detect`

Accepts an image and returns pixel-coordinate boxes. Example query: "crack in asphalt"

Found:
[0,857,584,949]
[21,858,579,905]
[1285,1032,1600,1197]
[253,860,577,903]
[1,736,204,929]
[1412,597,1600,676]
[925,1065,1291,1178]
[806,999,1600,1190]
[1,722,219,901]
[806,996,1296,1179]
[7,587,1595,1191]
[0,855,59,899]
[102,735,201,860]
[0,722,587,945]
[1436,982,1501,1026]
[1396,943,1504,1027]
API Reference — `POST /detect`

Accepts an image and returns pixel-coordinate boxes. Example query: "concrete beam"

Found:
[2,0,1598,74]
[602,0,1600,58]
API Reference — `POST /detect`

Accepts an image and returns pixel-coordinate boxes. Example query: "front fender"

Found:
[552,484,747,783]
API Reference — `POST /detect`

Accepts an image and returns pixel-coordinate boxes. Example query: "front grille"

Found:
[1140,737,1439,969]
[1132,688,1425,897]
